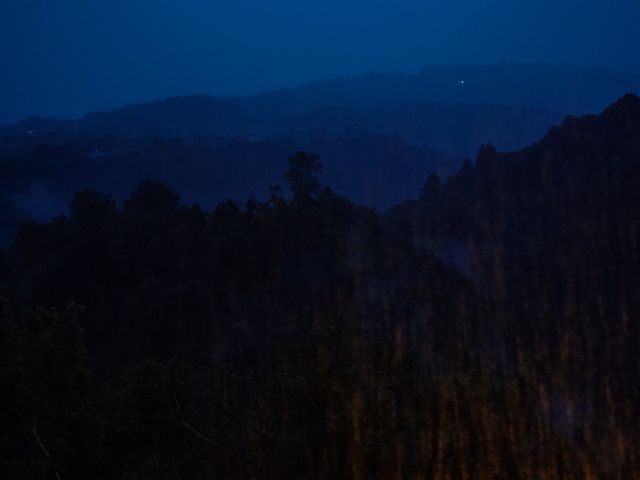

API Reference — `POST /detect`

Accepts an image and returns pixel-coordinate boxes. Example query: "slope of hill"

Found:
[248,63,639,115]
[278,101,560,154]
[392,92,640,286]
[387,93,640,472]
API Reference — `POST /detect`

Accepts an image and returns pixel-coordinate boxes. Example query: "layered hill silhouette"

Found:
[4,64,640,155]
[2,64,639,245]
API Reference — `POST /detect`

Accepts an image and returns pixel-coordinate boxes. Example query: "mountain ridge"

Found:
[5,63,639,156]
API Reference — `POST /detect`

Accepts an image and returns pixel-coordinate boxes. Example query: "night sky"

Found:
[2,0,639,123]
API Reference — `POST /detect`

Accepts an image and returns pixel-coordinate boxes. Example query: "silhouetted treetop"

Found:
[285,151,323,202]
[124,179,180,214]
[70,190,117,227]
[474,143,498,167]
[420,172,443,205]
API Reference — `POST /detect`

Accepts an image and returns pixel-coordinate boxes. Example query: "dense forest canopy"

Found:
[1,94,640,478]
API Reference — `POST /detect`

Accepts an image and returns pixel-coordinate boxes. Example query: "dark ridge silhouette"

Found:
[80,95,250,137]
[5,64,639,155]
[238,63,640,115]
[6,96,559,156]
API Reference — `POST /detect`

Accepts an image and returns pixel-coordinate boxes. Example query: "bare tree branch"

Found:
[32,427,62,480]
[177,419,215,445]
[222,366,254,381]
[172,395,215,445]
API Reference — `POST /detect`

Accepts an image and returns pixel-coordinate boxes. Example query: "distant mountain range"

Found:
[4,64,640,155]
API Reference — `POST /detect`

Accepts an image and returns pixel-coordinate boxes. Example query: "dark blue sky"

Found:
[2,0,639,123]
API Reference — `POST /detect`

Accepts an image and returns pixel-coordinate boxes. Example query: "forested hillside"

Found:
[1,95,639,478]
